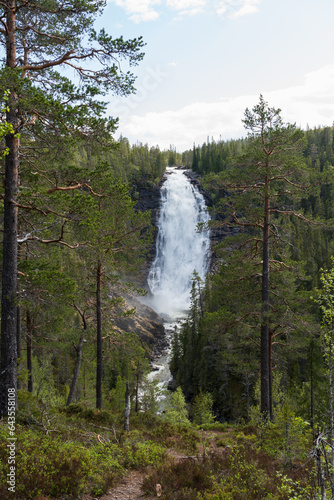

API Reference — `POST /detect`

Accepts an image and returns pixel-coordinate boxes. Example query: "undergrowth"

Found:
[0,392,319,499]
[142,443,312,499]
[0,393,199,499]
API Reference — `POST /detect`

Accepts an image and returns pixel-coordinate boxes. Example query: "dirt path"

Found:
[98,470,153,500]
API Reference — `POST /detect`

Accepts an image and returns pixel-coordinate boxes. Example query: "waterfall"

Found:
[147,167,211,321]
[145,167,210,387]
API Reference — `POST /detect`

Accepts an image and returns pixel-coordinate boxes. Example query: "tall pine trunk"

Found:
[67,326,86,406]
[124,381,131,431]
[0,1,19,415]
[310,340,314,433]
[96,261,103,409]
[26,310,34,393]
[329,331,334,496]
[261,175,272,420]
[16,303,21,390]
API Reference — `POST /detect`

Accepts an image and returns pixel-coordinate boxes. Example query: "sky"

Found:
[95,0,334,151]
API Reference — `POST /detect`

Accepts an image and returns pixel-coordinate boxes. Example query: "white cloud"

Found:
[111,0,161,23]
[110,0,260,21]
[177,8,204,16]
[115,63,334,151]
[266,64,334,128]
[118,96,252,150]
[166,0,206,9]
[216,0,261,19]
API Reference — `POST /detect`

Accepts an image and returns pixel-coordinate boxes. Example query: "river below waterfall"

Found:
[144,167,211,388]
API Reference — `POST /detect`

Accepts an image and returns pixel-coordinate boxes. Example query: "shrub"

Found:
[142,458,215,499]
[0,421,167,499]
[191,392,215,425]
[0,426,95,499]
[162,387,190,428]
[142,443,311,500]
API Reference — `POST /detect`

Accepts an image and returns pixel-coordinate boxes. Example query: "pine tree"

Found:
[207,96,313,420]
[0,0,145,415]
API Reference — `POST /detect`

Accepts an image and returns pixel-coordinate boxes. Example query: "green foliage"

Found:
[0,90,15,158]
[121,437,167,469]
[0,405,167,499]
[260,408,312,466]
[131,413,199,454]
[162,387,191,428]
[108,375,127,413]
[2,391,317,499]
[140,377,166,414]
[191,392,215,425]
[143,458,216,499]
[143,441,311,500]
[0,425,108,499]
[316,258,334,336]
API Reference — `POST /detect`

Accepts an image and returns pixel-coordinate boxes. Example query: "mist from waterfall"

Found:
[147,167,211,320]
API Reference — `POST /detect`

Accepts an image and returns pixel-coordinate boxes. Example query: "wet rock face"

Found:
[135,186,161,225]
[135,180,165,266]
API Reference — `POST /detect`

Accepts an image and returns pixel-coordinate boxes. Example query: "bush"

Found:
[142,442,311,500]
[162,387,190,428]
[152,420,199,454]
[122,439,167,469]
[191,392,215,425]
[0,419,167,499]
[0,426,98,499]
[142,458,215,499]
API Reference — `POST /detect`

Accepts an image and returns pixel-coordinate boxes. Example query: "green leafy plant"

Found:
[162,387,191,428]
[191,392,215,425]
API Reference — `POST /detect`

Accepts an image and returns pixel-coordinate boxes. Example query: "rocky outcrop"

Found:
[135,184,162,228]
[134,178,166,276]
[111,292,168,361]
[181,168,233,270]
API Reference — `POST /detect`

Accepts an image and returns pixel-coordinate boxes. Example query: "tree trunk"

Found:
[124,381,131,431]
[17,243,22,390]
[135,371,140,413]
[310,341,314,433]
[316,440,327,500]
[66,326,86,406]
[0,0,19,415]
[16,304,21,390]
[329,333,334,496]
[26,310,34,393]
[96,261,103,409]
[269,330,273,419]
[260,180,272,420]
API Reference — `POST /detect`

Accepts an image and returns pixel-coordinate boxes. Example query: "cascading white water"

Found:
[147,167,211,320]
[145,167,211,388]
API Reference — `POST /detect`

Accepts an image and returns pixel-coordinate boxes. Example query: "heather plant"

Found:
[143,441,311,500]
[0,411,167,499]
